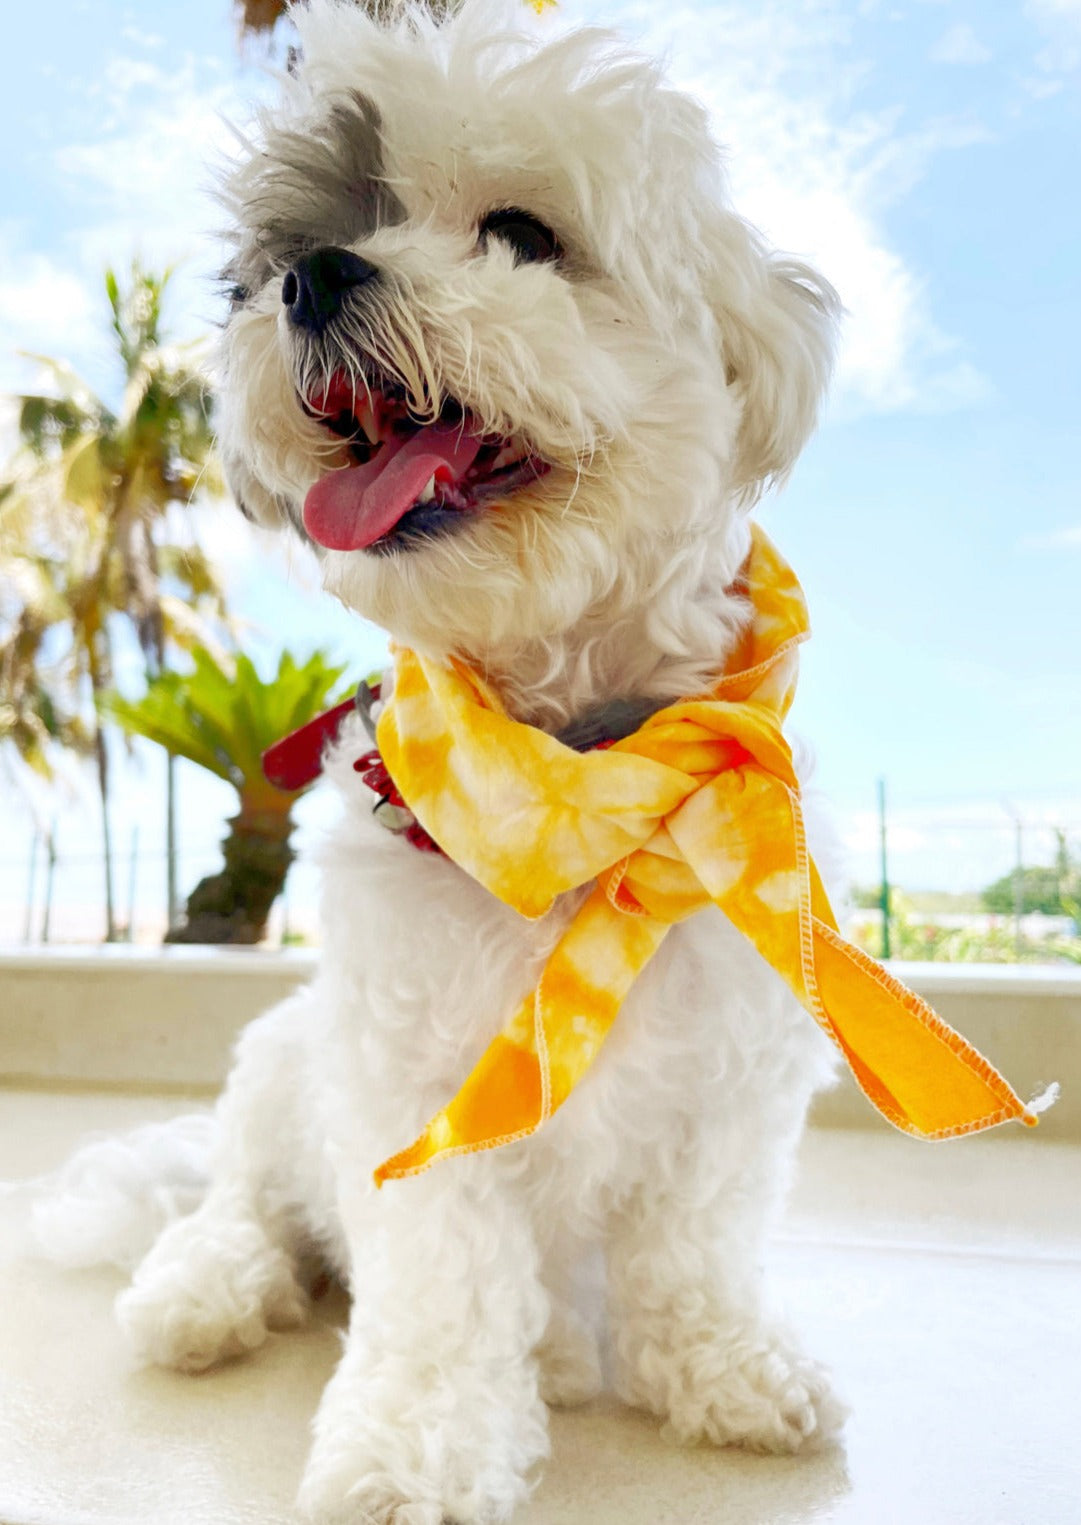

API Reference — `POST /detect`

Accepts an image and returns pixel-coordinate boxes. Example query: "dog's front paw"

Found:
[297,1468,443,1525]
[297,1422,541,1525]
[117,1208,306,1373]
[619,1318,846,1454]
[297,1446,521,1525]
[678,1332,846,1453]
[536,1303,602,1409]
[298,1372,548,1525]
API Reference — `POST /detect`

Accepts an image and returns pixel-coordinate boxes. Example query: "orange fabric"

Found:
[373,527,1037,1185]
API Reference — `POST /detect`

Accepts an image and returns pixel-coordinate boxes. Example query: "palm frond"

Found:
[59,433,109,515]
[102,680,240,786]
[2,263,231,783]
[101,645,352,805]
[18,393,100,457]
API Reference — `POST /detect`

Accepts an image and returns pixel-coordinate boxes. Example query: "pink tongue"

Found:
[303,423,484,550]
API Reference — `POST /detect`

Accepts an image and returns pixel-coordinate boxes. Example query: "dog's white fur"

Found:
[39,2,849,1519]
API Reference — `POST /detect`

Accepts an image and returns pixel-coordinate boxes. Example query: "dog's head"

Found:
[218,0,837,684]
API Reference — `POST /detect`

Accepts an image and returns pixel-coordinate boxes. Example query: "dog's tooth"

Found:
[356,397,379,444]
[492,442,523,470]
[417,475,437,504]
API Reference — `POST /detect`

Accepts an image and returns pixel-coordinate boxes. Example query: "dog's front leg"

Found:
[607,1106,846,1455]
[298,1159,550,1525]
[116,994,315,1372]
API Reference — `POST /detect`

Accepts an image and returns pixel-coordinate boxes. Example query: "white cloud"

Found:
[930,24,992,66]
[0,231,103,396]
[839,795,1081,894]
[599,1,993,417]
[100,56,166,94]
[1020,524,1081,550]
[54,55,250,302]
[119,25,165,50]
[49,59,262,352]
[0,55,270,404]
[1025,0,1081,80]
[1029,0,1081,23]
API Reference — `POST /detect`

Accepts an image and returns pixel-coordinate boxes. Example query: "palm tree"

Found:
[0,553,96,774]
[0,263,226,939]
[103,647,351,944]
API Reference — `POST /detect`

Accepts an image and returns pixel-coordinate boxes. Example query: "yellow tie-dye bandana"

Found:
[373,527,1038,1185]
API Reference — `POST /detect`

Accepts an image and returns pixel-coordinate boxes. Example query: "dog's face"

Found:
[218,0,837,662]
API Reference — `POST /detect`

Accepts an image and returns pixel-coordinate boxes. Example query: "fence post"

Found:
[878,777,891,960]
[41,825,57,944]
[24,831,40,943]
[1013,816,1024,959]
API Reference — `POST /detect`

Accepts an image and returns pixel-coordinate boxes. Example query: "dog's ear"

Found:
[707,219,840,500]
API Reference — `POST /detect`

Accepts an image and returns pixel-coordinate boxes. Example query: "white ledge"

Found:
[4,939,1073,1000]
[3,945,1078,991]
[886,960,1081,998]
[0,944,320,977]
[2,948,1077,1136]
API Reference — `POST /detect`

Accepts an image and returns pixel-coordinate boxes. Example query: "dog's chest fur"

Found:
[293,720,835,1254]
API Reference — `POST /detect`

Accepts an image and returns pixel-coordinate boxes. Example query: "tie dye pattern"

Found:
[373,528,1037,1185]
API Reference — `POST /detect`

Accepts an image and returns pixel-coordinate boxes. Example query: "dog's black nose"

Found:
[282,247,378,332]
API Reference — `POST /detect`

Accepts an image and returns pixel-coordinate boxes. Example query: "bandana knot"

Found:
[353,527,1041,1184]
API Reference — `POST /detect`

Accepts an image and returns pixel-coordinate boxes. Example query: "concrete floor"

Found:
[1,1091,1079,1525]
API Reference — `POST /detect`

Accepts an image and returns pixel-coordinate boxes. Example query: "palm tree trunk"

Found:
[166,802,294,945]
[166,752,178,930]
[95,727,117,942]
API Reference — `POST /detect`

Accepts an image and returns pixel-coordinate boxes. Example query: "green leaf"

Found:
[98,645,352,803]
[61,434,107,513]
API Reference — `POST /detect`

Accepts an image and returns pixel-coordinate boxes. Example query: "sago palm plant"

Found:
[103,646,351,944]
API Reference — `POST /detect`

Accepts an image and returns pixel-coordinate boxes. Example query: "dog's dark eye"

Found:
[479,209,561,265]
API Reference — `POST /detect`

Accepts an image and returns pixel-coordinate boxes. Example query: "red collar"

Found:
[262,682,445,855]
[351,747,446,855]
[262,696,358,792]
[262,679,639,859]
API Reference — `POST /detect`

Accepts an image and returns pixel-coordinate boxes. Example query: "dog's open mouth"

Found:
[300,373,548,552]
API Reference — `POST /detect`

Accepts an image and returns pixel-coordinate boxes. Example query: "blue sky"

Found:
[2,0,1080,937]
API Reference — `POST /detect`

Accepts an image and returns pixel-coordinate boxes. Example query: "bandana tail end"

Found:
[373,1015,546,1186]
[812,921,1046,1139]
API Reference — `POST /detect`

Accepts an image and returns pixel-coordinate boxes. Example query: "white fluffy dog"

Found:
[49,1,850,1519]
